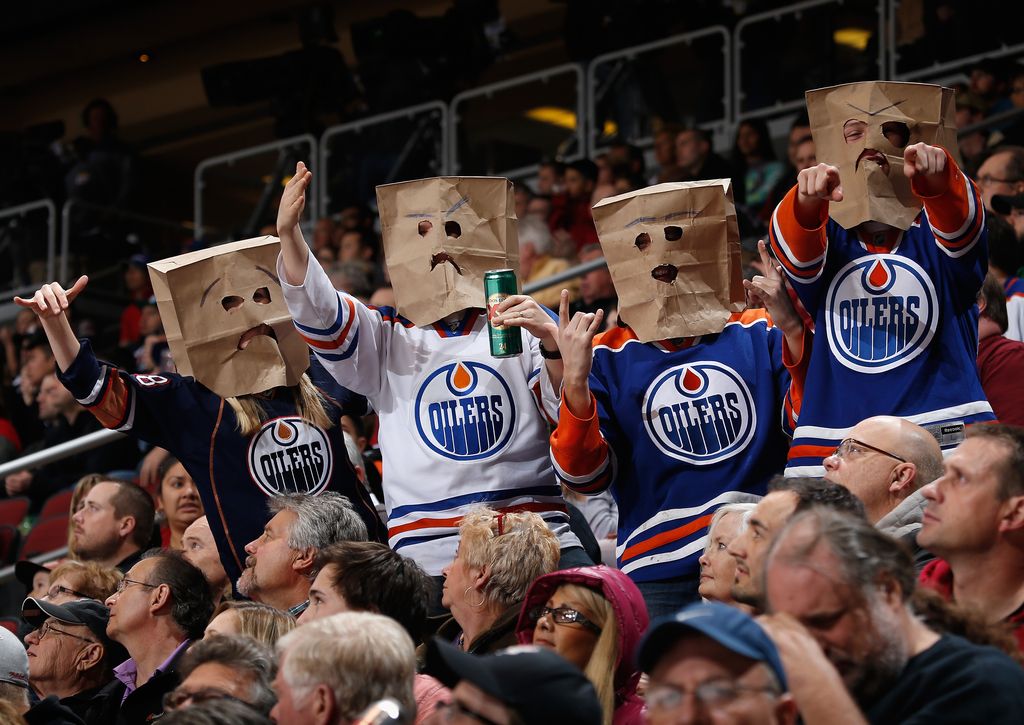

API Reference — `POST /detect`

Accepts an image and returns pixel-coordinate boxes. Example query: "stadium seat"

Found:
[19,516,68,559]
[38,488,75,522]
[0,497,30,528]
[0,525,20,565]
[0,618,19,635]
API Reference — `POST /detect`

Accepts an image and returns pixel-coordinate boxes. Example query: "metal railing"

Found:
[0,199,58,293]
[586,26,731,157]
[450,63,585,179]
[194,134,318,242]
[0,429,127,479]
[318,101,449,215]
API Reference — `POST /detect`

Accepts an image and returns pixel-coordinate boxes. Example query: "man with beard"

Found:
[760,507,1024,724]
[71,480,155,573]
[237,492,367,616]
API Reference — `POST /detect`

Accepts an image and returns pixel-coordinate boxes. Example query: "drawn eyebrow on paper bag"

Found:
[845,100,906,116]
[623,207,704,229]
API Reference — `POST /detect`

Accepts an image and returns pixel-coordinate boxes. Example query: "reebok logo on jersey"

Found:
[825,255,938,373]
[247,417,333,496]
[642,361,756,465]
[414,361,516,461]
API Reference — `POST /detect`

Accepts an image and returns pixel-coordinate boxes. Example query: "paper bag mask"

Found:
[148,236,310,399]
[377,177,518,326]
[592,180,744,343]
[807,81,959,230]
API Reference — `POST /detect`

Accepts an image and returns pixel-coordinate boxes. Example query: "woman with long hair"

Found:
[154,455,203,550]
[516,566,649,725]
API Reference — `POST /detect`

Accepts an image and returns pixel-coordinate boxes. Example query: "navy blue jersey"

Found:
[58,340,386,582]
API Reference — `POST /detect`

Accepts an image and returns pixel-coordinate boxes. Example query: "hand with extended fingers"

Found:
[557,290,604,416]
[14,276,89,320]
[797,163,843,205]
[902,142,949,196]
[743,240,802,339]
[278,161,312,239]
[490,294,560,347]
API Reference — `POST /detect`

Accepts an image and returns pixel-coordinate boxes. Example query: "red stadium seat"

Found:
[0,618,19,635]
[19,516,69,559]
[38,488,76,522]
[0,497,30,527]
[0,525,20,565]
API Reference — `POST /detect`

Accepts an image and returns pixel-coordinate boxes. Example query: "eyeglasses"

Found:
[163,688,241,712]
[977,175,1021,187]
[36,621,96,645]
[44,584,89,600]
[528,605,602,634]
[647,681,779,712]
[436,699,503,725]
[114,578,158,594]
[832,438,907,463]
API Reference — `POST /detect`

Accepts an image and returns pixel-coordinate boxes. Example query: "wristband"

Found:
[540,345,562,360]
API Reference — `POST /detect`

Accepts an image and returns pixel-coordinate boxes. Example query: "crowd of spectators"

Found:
[1,51,1024,725]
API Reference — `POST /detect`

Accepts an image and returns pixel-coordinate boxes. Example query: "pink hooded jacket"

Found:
[515,566,649,725]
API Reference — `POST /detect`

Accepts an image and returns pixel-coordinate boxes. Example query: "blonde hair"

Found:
[459,508,559,610]
[277,611,416,721]
[214,600,296,646]
[703,503,756,555]
[226,373,332,437]
[68,473,106,559]
[559,584,617,725]
[48,560,123,601]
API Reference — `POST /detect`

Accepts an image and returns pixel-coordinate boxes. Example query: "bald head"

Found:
[823,416,943,524]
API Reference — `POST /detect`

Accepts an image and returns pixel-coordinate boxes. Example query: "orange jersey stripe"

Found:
[620,513,714,563]
[388,502,566,538]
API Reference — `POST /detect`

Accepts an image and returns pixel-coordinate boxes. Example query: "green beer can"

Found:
[484,269,523,358]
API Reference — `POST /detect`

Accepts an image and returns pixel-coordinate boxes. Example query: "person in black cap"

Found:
[21,597,125,724]
[424,638,603,725]
[992,191,1024,242]
[637,601,796,725]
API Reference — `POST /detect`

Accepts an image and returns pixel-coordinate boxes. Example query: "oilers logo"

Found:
[642,361,756,465]
[247,417,333,496]
[415,361,516,461]
[826,255,938,373]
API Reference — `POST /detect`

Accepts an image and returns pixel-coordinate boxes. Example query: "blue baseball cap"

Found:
[637,601,787,689]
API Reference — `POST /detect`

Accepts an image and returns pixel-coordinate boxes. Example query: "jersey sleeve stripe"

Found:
[388,501,568,538]
[311,328,360,362]
[619,513,713,565]
[88,370,133,430]
[788,443,837,461]
[297,295,358,349]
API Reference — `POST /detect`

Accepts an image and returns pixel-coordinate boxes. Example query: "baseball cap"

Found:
[425,639,603,725]
[0,627,29,689]
[992,193,1024,215]
[21,597,124,661]
[14,558,62,589]
[637,601,787,689]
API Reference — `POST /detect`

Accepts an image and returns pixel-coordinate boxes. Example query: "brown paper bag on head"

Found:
[807,81,960,231]
[592,180,744,343]
[148,236,310,399]
[376,177,518,327]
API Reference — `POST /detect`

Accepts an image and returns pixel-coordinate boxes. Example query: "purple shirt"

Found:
[113,639,190,703]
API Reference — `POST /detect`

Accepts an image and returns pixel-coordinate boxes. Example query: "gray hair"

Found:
[268,491,368,551]
[765,507,917,606]
[703,502,757,554]
[277,611,416,721]
[518,215,553,256]
[179,635,277,715]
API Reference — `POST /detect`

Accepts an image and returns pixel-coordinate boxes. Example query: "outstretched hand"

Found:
[277,161,312,238]
[903,142,949,196]
[14,276,89,319]
[557,290,603,416]
[743,241,802,338]
[797,163,843,204]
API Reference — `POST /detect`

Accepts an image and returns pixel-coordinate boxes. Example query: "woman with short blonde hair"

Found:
[438,507,559,654]
[204,600,296,647]
[45,560,122,604]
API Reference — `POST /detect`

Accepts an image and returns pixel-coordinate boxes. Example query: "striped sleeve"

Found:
[769,186,829,285]
[549,393,616,495]
[781,326,811,436]
[278,251,386,398]
[918,151,985,258]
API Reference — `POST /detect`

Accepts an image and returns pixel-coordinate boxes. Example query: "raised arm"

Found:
[768,164,842,284]
[277,161,313,286]
[904,143,985,257]
[13,276,89,371]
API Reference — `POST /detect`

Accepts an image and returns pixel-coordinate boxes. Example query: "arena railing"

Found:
[0,198,58,299]
[586,26,732,157]
[194,134,318,243]
[734,0,887,122]
[318,101,449,217]
[450,63,586,179]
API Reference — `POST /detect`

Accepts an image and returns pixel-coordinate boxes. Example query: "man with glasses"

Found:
[728,478,864,613]
[21,597,124,723]
[975,146,1024,213]
[163,635,277,716]
[638,601,796,725]
[822,415,943,567]
[97,549,214,724]
[918,425,1024,651]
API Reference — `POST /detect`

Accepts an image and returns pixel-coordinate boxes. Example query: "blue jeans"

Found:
[636,576,701,620]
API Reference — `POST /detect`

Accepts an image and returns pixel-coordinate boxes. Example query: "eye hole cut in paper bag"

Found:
[376,177,518,327]
[807,81,960,231]
[592,180,744,343]
[148,236,310,399]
